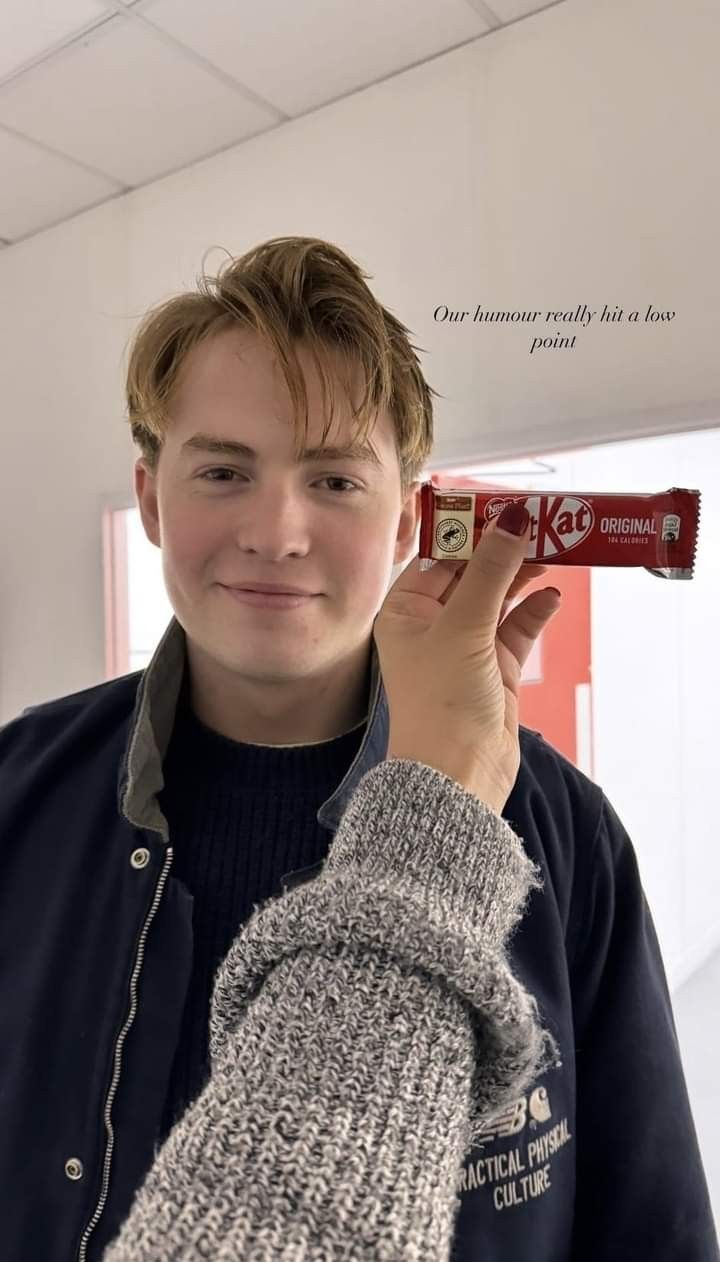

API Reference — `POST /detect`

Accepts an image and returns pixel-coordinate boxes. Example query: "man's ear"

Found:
[134,458,161,549]
[392,481,423,574]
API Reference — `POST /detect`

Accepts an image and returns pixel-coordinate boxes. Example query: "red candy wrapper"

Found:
[419,484,701,580]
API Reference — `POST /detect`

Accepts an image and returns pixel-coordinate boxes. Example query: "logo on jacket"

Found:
[475,1085,552,1141]
[459,1081,573,1212]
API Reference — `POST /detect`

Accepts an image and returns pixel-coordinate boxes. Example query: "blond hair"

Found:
[124,236,439,498]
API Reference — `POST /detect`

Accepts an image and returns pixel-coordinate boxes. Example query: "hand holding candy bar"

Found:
[374,503,562,815]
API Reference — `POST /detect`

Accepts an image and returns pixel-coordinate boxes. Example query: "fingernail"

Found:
[546,587,562,601]
[496,503,530,537]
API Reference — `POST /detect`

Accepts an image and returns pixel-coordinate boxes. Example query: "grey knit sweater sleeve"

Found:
[101,758,560,1261]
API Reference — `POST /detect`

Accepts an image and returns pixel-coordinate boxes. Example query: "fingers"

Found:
[507,563,549,590]
[500,564,548,611]
[497,587,562,676]
[402,543,547,617]
[449,555,548,605]
[395,553,466,605]
[434,514,533,635]
[440,560,550,612]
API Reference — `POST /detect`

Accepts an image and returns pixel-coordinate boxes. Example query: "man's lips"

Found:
[223,584,318,595]
[222,587,318,608]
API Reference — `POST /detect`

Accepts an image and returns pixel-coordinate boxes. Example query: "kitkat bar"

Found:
[418,483,701,580]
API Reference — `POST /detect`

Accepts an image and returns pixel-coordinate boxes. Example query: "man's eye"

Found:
[199,469,242,483]
[198,469,361,494]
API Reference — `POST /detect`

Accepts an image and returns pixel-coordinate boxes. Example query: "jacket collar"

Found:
[117,614,389,849]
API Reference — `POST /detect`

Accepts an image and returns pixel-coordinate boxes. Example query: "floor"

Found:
[672,946,720,1238]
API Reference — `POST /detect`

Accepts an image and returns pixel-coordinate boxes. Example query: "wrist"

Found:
[385,749,507,815]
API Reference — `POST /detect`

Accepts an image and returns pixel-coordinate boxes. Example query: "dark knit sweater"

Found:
[155,665,367,1147]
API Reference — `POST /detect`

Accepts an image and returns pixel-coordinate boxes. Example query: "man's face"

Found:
[134,327,421,742]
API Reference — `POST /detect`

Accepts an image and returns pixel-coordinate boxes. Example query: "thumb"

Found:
[441,503,533,634]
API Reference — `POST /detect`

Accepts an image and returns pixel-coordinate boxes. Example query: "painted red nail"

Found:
[497,503,530,536]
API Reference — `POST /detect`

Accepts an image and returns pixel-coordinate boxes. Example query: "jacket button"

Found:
[65,1158,84,1180]
[130,848,150,869]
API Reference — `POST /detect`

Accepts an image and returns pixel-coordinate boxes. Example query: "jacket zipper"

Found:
[77,845,174,1262]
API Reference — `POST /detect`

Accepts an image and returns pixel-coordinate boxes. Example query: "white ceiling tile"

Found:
[136,0,491,117]
[0,14,281,187]
[481,0,567,21]
[0,0,112,82]
[0,127,121,240]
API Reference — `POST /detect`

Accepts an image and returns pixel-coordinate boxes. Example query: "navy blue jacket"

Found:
[1,615,717,1261]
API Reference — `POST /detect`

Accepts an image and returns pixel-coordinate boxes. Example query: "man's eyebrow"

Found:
[180,432,382,469]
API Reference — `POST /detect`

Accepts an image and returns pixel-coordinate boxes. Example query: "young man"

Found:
[0,237,717,1261]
